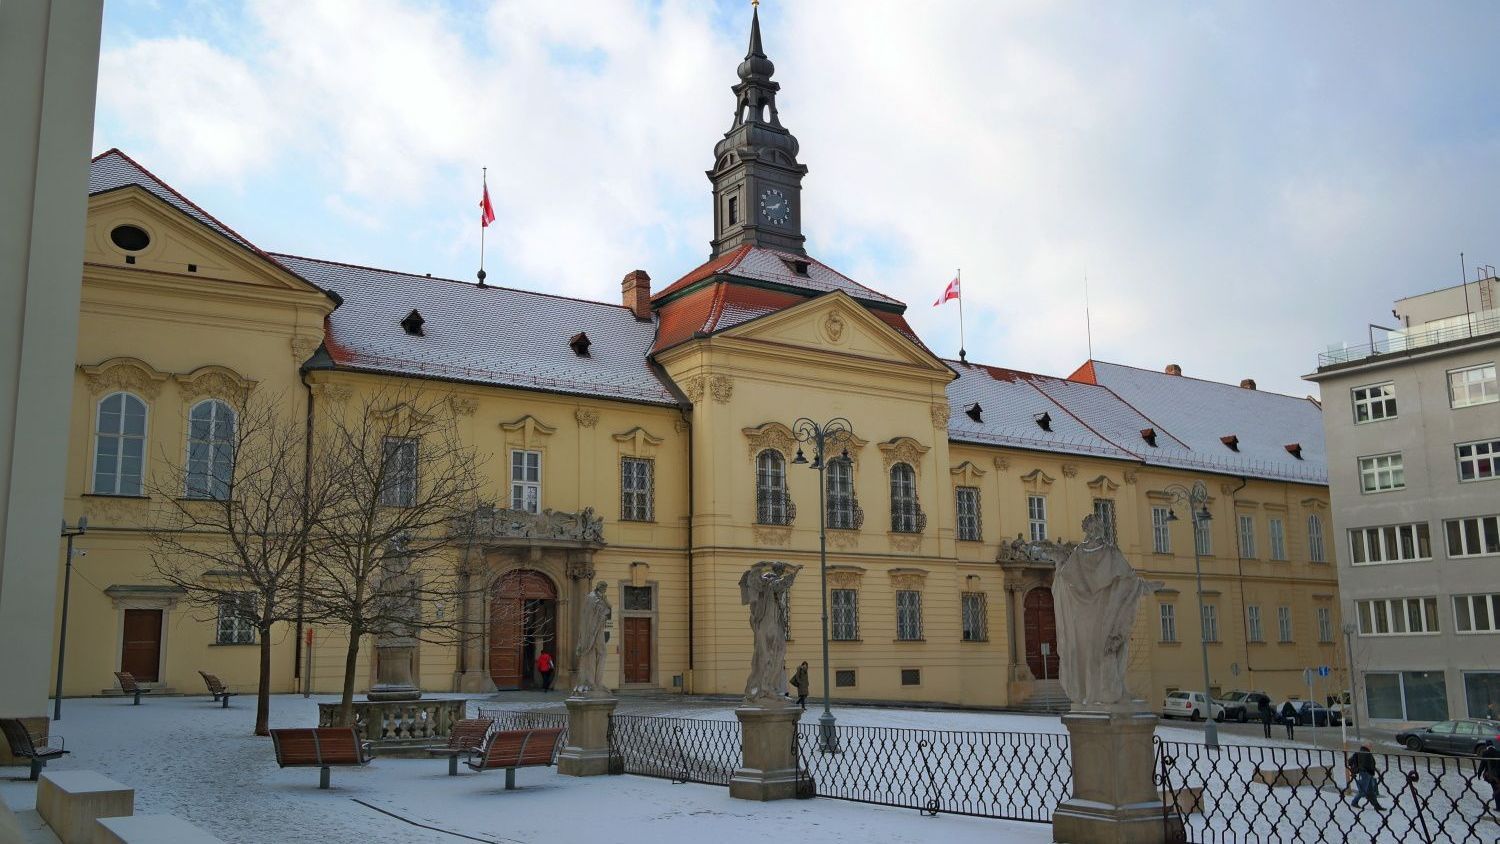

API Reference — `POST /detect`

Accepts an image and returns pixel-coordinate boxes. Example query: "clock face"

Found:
[760,188,790,226]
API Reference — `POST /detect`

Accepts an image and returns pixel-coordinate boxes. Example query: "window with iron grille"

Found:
[890,463,922,533]
[956,486,981,541]
[510,449,541,512]
[381,437,418,507]
[622,585,653,611]
[896,590,923,640]
[216,593,256,645]
[1151,506,1172,554]
[835,669,856,687]
[961,592,987,641]
[1317,606,1334,642]
[1445,514,1500,558]
[1201,603,1219,642]
[1092,498,1117,543]
[1269,518,1286,560]
[1351,381,1397,423]
[831,588,859,640]
[901,668,921,686]
[620,457,654,521]
[1456,438,1500,482]
[755,449,793,525]
[185,399,235,500]
[1194,515,1212,556]
[1028,494,1047,541]
[1277,606,1293,642]
[1159,603,1177,643]
[1247,605,1263,642]
[825,457,861,530]
[1237,514,1256,559]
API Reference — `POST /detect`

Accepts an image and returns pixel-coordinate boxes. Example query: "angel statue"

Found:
[739,561,802,706]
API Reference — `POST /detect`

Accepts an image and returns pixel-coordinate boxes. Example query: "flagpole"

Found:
[957,268,966,363]
[478,167,488,286]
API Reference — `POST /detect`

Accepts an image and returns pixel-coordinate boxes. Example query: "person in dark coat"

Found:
[790,661,810,710]
[1480,743,1500,817]
[1280,700,1298,739]
[1348,744,1384,811]
[1258,697,1274,739]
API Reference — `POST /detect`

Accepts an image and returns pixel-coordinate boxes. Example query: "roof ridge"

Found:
[1091,359,1312,402]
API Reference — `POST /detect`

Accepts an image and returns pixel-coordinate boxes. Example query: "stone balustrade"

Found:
[316,698,468,757]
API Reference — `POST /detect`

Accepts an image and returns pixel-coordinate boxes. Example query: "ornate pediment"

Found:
[500,415,556,449]
[1086,474,1119,495]
[888,567,928,590]
[455,504,604,546]
[613,426,664,456]
[80,357,169,398]
[878,436,930,472]
[174,365,257,405]
[743,421,797,459]
[1019,469,1055,491]
[951,460,986,486]
[827,565,865,589]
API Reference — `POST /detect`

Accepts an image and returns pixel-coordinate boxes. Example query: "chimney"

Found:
[1239,378,1257,390]
[622,270,652,320]
[1165,364,1182,376]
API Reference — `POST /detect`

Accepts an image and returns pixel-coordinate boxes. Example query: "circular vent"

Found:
[109,224,151,252]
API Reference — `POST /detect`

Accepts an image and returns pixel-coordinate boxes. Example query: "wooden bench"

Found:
[465,727,563,790]
[197,671,236,708]
[427,717,494,776]
[0,718,67,781]
[113,672,151,706]
[270,727,371,789]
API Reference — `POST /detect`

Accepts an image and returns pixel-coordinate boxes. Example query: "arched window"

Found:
[93,392,147,495]
[756,449,790,525]
[186,399,236,499]
[890,462,919,532]
[826,457,857,529]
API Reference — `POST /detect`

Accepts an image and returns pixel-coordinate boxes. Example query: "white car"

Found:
[1161,690,1227,722]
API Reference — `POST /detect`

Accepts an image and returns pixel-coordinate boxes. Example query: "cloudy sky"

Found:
[95,1,1500,396]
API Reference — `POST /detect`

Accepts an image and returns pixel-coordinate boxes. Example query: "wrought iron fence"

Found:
[1157,739,1500,843]
[608,714,742,786]
[796,723,1070,823]
[474,707,570,750]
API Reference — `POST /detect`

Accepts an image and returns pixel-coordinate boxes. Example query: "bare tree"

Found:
[148,391,334,736]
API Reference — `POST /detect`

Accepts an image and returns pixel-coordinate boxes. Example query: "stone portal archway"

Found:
[1023,587,1060,680]
[490,569,557,690]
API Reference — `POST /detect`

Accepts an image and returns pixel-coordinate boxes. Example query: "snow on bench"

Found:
[36,770,133,844]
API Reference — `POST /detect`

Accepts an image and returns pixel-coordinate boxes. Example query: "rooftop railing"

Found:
[1319,309,1500,368]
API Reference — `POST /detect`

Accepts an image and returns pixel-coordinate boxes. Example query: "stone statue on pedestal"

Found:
[573,582,611,698]
[739,561,801,706]
[1053,515,1163,707]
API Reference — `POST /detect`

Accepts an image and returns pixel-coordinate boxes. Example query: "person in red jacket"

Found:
[537,650,556,692]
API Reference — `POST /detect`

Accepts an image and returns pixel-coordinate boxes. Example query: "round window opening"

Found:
[109,224,151,252]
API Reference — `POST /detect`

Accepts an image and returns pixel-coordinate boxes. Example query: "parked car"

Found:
[1395,719,1500,756]
[1218,690,1270,723]
[1277,699,1336,726]
[1326,692,1356,727]
[1162,691,1227,722]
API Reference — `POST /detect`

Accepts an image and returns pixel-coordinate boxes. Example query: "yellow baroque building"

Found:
[55,16,1338,710]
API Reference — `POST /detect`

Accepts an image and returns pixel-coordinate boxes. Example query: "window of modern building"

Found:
[956,486,981,541]
[1159,604,1177,643]
[1464,672,1500,719]
[1454,593,1500,634]
[185,399,235,500]
[510,449,541,513]
[890,463,920,533]
[1366,670,1448,721]
[1028,495,1047,542]
[1357,596,1441,635]
[896,589,923,640]
[1277,606,1293,642]
[1358,453,1405,493]
[1307,514,1327,562]
[1456,438,1499,482]
[1349,522,1431,565]
[1194,516,1213,556]
[1201,604,1219,643]
[961,592,987,641]
[1237,514,1256,559]
[1448,363,1498,409]
[1092,498,1117,543]
[755,449,790,525]
[620,457,653,521]
[1351,381,1397,423]
[1151,506,1172,554]
[381,437,419,507]
[1269,518,1287,561]
[1445,515,1500,558]
[93,392,147,496]
[215,593,256,645]
[831,588,859,640]
[826,457,857,529]
[1317,606,1334,643]
[1247,605,1263,642]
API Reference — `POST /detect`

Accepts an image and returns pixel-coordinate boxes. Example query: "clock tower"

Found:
[708,7,808,258]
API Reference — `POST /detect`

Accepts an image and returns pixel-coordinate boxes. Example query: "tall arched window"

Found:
[826,457,858,529]
[890,462,919,532]
[756,449,790,525]
[94,392,147,495]
[186,399,236,499]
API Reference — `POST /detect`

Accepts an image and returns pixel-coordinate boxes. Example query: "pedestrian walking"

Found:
[1348,744,1384,811]
[1258,697,1274,740]
[1280,700,1298,740]
[790,661,810,710]
[1480,743,1500,818]
[537,650,555,692]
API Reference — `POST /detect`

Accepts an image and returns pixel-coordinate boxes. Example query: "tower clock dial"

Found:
[759,188,790,226]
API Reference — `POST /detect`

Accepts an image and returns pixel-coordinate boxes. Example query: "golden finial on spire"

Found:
[751,0,759,6]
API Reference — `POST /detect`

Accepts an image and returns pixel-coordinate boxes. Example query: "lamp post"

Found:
[1342,620,1361,742]
[55,517,87,721]
[1162,481,1218,749]
[791,416,854,753]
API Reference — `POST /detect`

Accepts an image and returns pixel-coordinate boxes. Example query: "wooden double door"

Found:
[489,570,557,689]
[621,617,652,685]
[1024,588,1060,680]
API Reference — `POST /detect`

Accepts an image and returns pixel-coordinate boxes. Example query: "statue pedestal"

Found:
[1053,706,1182,844]
[367,640,421,702]
[729,704,803,802]
[557,696,617,777]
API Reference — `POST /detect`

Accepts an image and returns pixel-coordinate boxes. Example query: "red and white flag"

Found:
[479,182,496,228]
[933,275,960,306]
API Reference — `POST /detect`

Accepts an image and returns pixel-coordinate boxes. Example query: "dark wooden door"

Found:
[622,617,652,684]
[489,570,556,689]
[1023,588,1059,680]
[121,609,162,682]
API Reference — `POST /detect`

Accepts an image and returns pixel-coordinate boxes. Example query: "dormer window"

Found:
[780,256,811,276]
[1285,443,1303,460]
[965,403,983,423]
[1140,428,1158,447]
[401,309,425,336]
[1034,412,1052,432]
[569,331,592,357]
[1220,435,1240,452]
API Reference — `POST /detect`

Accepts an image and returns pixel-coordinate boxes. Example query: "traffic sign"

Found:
[1317,666,1330,678]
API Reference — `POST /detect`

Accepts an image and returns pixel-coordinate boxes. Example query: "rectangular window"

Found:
[1247,605,1263,642]
[826,458,856,530]
[622,585,653,611]
[1456,438,1500,482]
[1201,604,1219,643]
[956,487,981,541]
[727,195,739,225]
[1159,604,1177,643]
[889,464,919,533]
[1366,671,1449,721]
[961,592,988,641]
[1317,607,1334,643]
[1449,363,1498,408]
[1464,672,1500,718]
[1358,453,1405,493]
[1269,518,1286,561]
[1237,514,1257,559]
[1351,381,1397,423]
[380,437,418,507]
[1277,606,1293,642]
[1307,515,1326,562]
[1028,495,1047,542]
[1349,522,1432,565]
[620,457,654,521]
[1356,597,1441,635]
[215,593,256,645]
[835,669,856,688]
[901,668,921,686]
[831,589,859,641]
[1092,498,1117,544]
[510,449,541,513]
[1454,593,1500,633]
[1151,506,1172,554]
[1194,516,1212,556]
[896,590,923,641]
[1446,515,1500,558]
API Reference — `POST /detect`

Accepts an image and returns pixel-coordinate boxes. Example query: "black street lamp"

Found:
[55,517,87,721]
[1162,481,1218,749]
[791,416,854,753]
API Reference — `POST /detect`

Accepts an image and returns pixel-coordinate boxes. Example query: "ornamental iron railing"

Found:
[474,707,570,751]
[607,714,742,786]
